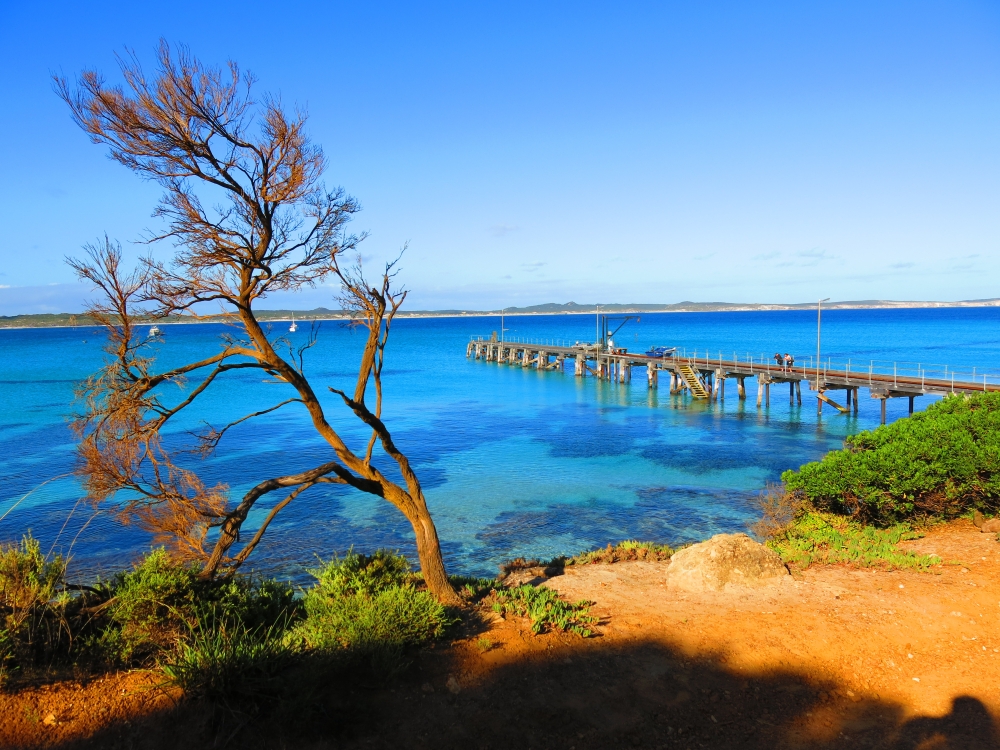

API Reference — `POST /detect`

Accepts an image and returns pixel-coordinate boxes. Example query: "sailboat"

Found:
[289,314,297,333]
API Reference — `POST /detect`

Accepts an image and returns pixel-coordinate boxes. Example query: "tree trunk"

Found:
[405,501,460,604]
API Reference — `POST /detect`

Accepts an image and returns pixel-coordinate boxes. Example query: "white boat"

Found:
[289,315,297,333]
[147,326,162,338]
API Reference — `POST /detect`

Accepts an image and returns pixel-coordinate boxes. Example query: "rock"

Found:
[665,533,789,592]
[446,676,461,695]
[421,682,434,693]
[43,714,57,726]
[980,518,1000,533]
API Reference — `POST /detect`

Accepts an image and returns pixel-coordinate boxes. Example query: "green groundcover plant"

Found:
[767,511,939,570]
[782,392,1000,524]
[490,585,597,637]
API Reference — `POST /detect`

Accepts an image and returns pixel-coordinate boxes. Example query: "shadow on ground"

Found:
[12,635,999,750]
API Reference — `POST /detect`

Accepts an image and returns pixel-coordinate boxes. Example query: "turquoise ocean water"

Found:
[2,307,999,582]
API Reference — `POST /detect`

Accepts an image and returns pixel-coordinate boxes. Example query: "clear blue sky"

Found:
[1,1,998,314]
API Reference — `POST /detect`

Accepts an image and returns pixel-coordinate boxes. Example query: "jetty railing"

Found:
[470,335,585,348]
[677,349,1000,390]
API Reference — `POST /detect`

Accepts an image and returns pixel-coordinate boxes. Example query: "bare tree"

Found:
[56,42,459,603]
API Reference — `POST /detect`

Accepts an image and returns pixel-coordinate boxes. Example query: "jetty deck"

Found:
[466,336,1000,423]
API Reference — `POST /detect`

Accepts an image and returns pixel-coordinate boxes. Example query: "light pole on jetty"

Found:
[816,298,830,413]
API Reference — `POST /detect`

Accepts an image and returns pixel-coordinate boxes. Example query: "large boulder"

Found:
[666,533,789,592]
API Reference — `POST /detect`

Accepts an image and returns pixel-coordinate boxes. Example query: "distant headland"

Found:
[2,298,999,328]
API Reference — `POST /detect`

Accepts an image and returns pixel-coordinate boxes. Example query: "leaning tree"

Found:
[56,42,458,602]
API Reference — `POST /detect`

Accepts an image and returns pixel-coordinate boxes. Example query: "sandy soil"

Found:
[2,519,998,749]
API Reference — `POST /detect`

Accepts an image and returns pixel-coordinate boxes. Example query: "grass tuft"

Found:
[161,616,299,704]
[476,636,494,652]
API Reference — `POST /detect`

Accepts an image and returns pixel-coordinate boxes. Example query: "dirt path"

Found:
[547,520,1000,722]
[2,520,998,749]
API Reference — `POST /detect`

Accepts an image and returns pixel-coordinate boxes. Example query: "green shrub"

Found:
[95,550,202,663]
[491,585,596,636]
[97,552,300,707]
[0,535,68,677]
[293,551,451,658]
[0,536,66,618]
[768,511,940,570]
[96,549,298,666]
[783,392,1000,524]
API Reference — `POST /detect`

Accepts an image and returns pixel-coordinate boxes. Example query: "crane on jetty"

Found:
[465,336,1000,424]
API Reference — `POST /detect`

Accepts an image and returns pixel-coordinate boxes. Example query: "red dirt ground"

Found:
[2,519,998,749]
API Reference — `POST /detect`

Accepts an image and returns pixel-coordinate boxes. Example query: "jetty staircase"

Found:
[678,365,710,399]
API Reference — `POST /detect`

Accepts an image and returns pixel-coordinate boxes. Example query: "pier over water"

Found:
[466,335,1000,424]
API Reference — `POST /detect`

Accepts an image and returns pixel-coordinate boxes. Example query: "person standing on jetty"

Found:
[774,352,783,371]
[784,352,794,371]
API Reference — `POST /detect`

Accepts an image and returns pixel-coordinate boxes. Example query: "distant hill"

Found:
[3,298,999,328]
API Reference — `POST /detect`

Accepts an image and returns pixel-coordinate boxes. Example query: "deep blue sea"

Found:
[2,307,999,582]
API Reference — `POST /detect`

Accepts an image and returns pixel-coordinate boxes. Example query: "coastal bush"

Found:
[160,550,458,704]
[782,392,1000,524]
[0,542,298,679]
[768,511,940,570]
[1,540,597,698]
[0,535,68,678]
[95,549,298,666]
[292,551,451,669]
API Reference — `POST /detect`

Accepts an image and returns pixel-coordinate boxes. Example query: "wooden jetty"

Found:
[466,336,1000,424]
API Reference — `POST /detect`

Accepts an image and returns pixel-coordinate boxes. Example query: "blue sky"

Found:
[1,1,998,314]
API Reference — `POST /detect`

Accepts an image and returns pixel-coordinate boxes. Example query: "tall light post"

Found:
[816,298,830,407]
[595,304,601,378]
